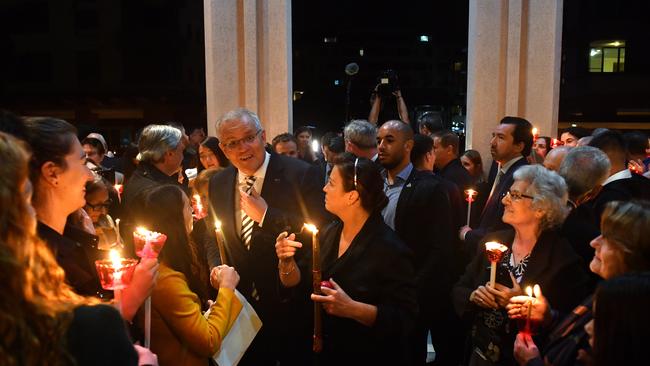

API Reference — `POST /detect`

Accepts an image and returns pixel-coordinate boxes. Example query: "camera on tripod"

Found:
[375,69,400,98]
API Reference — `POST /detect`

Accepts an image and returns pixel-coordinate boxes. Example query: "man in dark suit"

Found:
[588,130,650,222]
[208,108,326,365]
[377,121,459,365]
[122,124,187,212]
[459,116,532,252]
[433,129,473,193]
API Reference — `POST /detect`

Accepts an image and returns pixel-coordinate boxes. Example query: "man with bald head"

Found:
[208,108,325,365]
[543,146,571,172]
[377,120,462,365]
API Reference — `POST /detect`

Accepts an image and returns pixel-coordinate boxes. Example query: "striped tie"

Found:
[241,175,257,250]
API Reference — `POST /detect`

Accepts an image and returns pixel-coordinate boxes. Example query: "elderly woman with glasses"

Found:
[452,165,592,366]
[274,153,418,364]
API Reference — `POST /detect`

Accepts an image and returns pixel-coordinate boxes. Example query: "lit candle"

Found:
[464,189,478,227]
[532,127,539,143]
[484,242,508,288]
[524,284,540,333]
[193,194,206,220]
[132,227,167,349]
[114,218,122,247]
[214,219,228,266]
[133,227,167,259]
[114,184,123,202]
[304,223,323,353]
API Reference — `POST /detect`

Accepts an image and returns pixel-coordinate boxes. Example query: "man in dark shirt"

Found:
[377,121,458,365]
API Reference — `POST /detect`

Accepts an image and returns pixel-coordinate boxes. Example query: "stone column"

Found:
[466,0,563,172]
[203,0,292,140]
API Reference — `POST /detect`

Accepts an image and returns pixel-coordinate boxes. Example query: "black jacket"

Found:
[392,169,456,311]
[38,222,109,299]
[319,213,418,364]
[66,305,138,365]
[439,158,473,194]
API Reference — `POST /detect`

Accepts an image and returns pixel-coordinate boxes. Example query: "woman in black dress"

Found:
[275,153,418,364]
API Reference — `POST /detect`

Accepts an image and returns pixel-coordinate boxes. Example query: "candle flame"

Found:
[532,127,538,136]
[136,226,150,235]
[533,284,541,298]
[109,249,122,270]
[465,189,477,196]
[214,219,222,231]
[303,223,319,234]
[525,286,533,297]
[485,241,508,252]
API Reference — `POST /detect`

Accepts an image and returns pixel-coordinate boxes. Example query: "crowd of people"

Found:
[1,106,650,366]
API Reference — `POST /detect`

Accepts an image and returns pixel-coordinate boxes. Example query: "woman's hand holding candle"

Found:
[507,285,550,325]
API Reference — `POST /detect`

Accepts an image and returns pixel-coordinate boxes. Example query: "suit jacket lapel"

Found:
[215,167,245,260]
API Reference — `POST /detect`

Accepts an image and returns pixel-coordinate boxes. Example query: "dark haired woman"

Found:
[0,131,139,365]
[275,153,417,363]
[133,184,242,366]
[23,117,157,322]
[198,136,229,172]
[589,272,650,366]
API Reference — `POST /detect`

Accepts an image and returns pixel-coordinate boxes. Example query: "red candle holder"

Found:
[133,227,167,259]
[95,258,138,290]
[485,241,508,262]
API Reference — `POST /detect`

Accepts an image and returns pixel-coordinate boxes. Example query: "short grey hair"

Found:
[513,165,569,231]
[344,119,377,149]
[558,146,611,199]
[215,108,263,140]
[137,124,182,163]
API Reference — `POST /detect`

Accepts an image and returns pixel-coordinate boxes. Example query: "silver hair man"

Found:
[558,146,611,201]
[137,124,183,163]
[513,165,569,230]
[215,108,263,140]
[344,119,377,149]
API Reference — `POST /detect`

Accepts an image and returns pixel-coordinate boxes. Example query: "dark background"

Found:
[1,0,648,149]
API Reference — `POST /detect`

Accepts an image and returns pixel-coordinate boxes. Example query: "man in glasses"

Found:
[459,116,532,252]
[376,120,461,365]
[208,108,326,366]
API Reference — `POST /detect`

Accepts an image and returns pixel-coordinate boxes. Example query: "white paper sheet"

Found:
[205,290,262,366]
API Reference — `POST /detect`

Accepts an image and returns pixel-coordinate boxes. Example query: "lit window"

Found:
[589,40,625,73]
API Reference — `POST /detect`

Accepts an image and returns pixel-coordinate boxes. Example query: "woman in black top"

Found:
[23,117,157,322]
[275,153,418,364]
[453,165,591,366]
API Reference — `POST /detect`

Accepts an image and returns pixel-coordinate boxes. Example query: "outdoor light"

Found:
[359,49,364,56]
[420,35,429,42]
[571,123,577,127]
[334,80,340,86]
[312,140,320,153]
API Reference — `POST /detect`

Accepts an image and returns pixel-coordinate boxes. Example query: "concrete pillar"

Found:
[466,0,563,172]
[203,0,292,140]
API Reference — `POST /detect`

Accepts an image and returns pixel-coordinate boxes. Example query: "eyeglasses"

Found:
[353,158,359,190]
[504,190,535,201]
[86,200,112,210]
[221,130,262,151]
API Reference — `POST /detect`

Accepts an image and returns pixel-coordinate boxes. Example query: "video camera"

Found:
[375,69,400,98]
